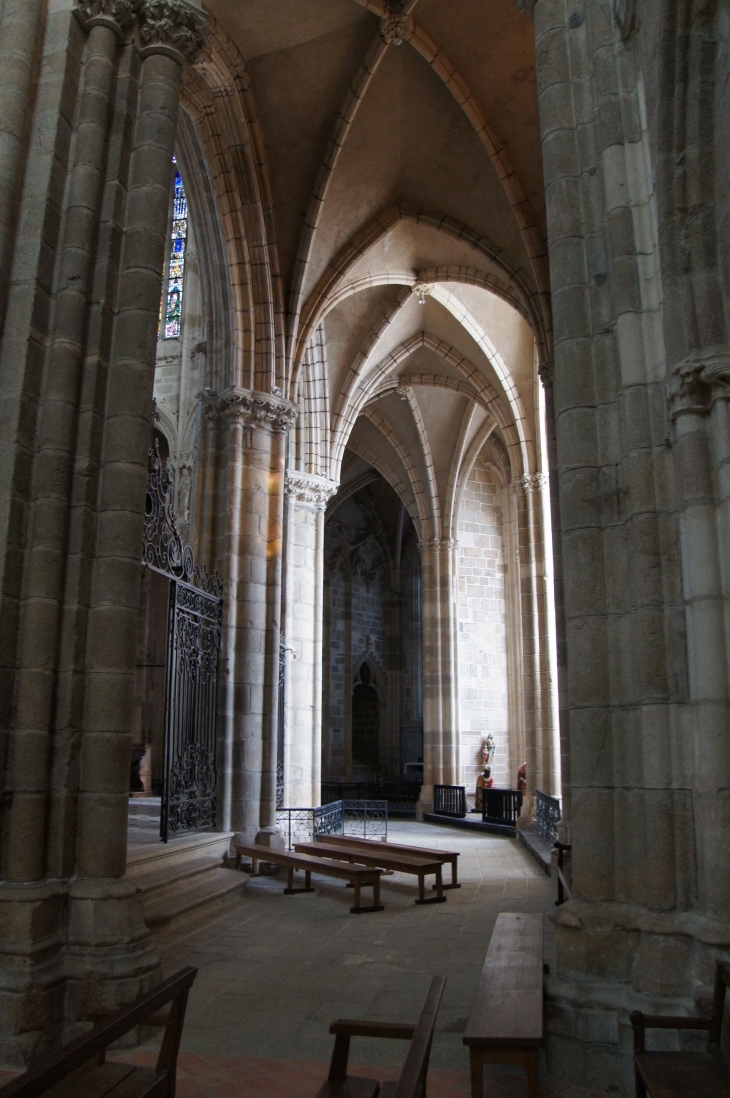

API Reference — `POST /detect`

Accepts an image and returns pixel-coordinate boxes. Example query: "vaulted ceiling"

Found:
[199,0,547,535]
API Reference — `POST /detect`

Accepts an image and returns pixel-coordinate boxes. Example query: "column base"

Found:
[545,899,730,1096]
[255,825,285,851]
[416,784,434,820]
[0,876,159,1071]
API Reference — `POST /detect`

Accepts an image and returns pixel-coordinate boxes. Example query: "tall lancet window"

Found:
[161,160,188,339]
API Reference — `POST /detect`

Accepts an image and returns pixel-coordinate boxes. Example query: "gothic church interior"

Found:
[1,0,729,1095]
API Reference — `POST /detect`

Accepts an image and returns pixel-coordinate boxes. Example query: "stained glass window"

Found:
[162,162,188,339]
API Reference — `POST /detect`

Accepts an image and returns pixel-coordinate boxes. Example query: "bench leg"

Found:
[469,1049,483,1098]
[350,876,384,913]
[524,1050,540,1098]
[417,869,447,904]
[284,867,315,895]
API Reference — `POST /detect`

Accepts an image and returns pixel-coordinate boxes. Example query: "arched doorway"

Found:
[352,662,381,778]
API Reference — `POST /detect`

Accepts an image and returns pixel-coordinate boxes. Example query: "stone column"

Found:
[282,472,338,807]
[213,390,296,845]
[0,0,208,1066]
[670,366,730,919]
[417,536,459,814]
[0,0,46,335]
[66,0,207,1023]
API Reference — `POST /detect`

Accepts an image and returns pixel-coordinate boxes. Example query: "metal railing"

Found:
[482,788,522,827]
[275,799,388,850]
[342,799,387,840]
[321,782,421,815]
[536,789,561,844]
[433,785,467,818]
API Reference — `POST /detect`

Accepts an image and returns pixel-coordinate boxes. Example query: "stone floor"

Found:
[125,822,604,1097]
[0,822,605,1097]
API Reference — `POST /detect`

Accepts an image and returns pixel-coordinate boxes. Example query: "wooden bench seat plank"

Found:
[464,913,543,1047]
[464,990,542,1047]
[634,1051,730,1098]
[234,844,384,913]
[319,837,461,888]
[294,842,446,905]
[463,914,544,1098]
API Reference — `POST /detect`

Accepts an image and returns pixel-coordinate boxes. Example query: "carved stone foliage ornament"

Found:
[511,472,549,493]
[212,387,298,432]
[75,0,207,63]
[668,353,730,419]
[380,1,414,45]
[285,473,339,511]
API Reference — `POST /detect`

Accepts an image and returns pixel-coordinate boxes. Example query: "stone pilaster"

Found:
[281,472,338,808]
[508,471,558,823]
[417,536,459,815]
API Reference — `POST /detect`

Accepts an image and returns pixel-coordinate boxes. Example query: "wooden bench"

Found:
[234,843,384,913]
[316,975,446,1098]
[463,913,544,1098]
[294,841,447,905]
[0,966,197,1098]
[630,959,730,1098]
[316,835,461,889]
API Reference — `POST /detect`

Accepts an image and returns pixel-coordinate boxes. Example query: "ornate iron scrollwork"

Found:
[144,444,223,597]
[143,444,223,841]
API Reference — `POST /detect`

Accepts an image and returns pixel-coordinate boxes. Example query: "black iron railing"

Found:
[321,782,421,815]
[275,799,388,850]
[536,789,561,844]
[433,785,467,818]
[481,788,523,827]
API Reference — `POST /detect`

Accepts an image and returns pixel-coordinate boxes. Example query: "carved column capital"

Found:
[285,472,339,511]
[511,472,549,494]
[75,0,140,37]
[75,0,208,63]
[213,387,298,432]
[538,354,554,386]
[668,352,730,419]
[420,536,457,554]
[137,0,208,64]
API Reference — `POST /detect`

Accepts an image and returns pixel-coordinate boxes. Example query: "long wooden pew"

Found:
[463,912,544,1097]
[318,834,461,889]
[294,840,447,904]
[234,843,384,913]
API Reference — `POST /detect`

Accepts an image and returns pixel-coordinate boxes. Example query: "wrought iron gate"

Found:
[143,445,223,841]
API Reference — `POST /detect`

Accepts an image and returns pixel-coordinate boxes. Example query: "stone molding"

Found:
[285,472,339,511]
[511,472,549,493]
[75,0,207,63]
[210,387,298,432]
[668,352,730,419]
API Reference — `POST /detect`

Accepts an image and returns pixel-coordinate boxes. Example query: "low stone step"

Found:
[143,867,246,931]
[129,854,226,903]
[127,830,233,872]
